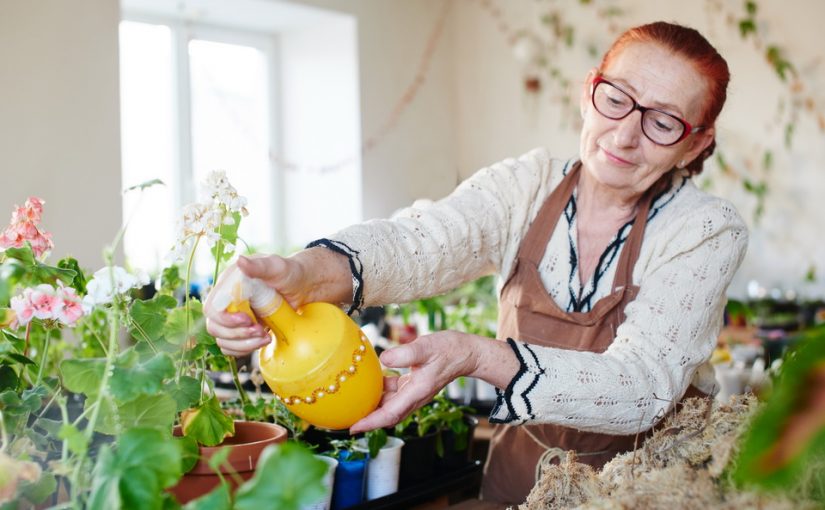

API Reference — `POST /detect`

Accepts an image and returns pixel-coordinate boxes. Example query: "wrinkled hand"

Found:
[349,331,478,434]
[204,254,310,357]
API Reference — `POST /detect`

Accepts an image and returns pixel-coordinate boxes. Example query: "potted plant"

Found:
[325,437,368,510]
[353,428,405,500]
[393,392,477,488]
[0,176,326,508]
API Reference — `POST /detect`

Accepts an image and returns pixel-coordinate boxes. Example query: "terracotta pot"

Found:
[170,421,288,504]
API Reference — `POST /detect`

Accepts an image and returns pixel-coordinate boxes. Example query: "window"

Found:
[119,2,361,275]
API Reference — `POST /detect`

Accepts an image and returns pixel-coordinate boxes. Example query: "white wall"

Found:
[0,0,122,267]
[280,16,362,248]
[292,0,459,221]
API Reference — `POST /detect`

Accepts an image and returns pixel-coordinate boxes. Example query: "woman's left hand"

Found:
[349,330,519,433]
[349,331,476,434]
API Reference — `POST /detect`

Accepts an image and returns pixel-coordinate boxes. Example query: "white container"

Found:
[355,436,405,500]
[302,455,337,510]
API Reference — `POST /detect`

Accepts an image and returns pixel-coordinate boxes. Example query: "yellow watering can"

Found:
[211,265,383,430]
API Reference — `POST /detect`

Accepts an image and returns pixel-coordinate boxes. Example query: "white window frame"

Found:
[120,11,285,249]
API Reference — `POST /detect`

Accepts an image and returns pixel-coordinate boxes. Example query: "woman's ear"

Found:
[682,126,715,166]
[580,68,599,119]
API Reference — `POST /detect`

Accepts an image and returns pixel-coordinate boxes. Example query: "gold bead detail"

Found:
[304,396,315,404]
[359,344,366,352]
[316,391,325,399]
[328,384,338,393]
[348,365,356,374]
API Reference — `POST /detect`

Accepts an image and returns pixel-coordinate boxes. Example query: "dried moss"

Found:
[521,395,821,510]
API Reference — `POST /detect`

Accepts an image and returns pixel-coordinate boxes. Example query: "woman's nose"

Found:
[612,111,642,148]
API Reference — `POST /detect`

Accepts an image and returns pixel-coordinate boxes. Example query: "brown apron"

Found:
[481,162,703,504]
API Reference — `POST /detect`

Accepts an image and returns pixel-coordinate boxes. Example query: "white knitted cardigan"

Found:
[324,148,748,436]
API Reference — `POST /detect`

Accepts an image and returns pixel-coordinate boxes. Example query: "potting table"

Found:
[346,460,483,509]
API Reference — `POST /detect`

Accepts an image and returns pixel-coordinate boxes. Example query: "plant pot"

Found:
[355,436,404,500]
[397,428,438,489]
[435,415,477,475]
[170,421,287,504]
[302,454,338,510]
[331,451,367,510]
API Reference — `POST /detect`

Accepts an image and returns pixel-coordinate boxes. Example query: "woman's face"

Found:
[579,42,715,200]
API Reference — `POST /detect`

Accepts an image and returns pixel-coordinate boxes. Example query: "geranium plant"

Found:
[0,173,324,509]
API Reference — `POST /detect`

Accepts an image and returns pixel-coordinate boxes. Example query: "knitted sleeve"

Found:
[326,149,558,306]
[489,198,748,435]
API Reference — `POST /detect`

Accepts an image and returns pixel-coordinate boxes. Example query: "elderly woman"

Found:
[205,21,748,504]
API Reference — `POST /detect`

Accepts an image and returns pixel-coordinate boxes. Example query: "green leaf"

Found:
[5,353,35,365]
[19,471,57,505]
[118,394,177,432]
[59,423,89,456]
[160,266,184,296]
[171,376,202,412]
[164,302,214,346]
[177,434,200,474]
[234,442,327,510]
[738,19,756,38]
[3,246,36,265]
[183,483,232,510]
[0,365,19,391]
[124,178,165,193]
[88,428,183,510]
[366,428,388,458]
[732,338,825,500]
[57,257,87,295]
[60,358,106,396]
[129,295,178,342]
[745,0,757,15]
[180,396,235,447]
[110,350,175,401]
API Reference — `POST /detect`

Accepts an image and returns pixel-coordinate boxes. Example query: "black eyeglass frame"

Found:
[590,75,704,147]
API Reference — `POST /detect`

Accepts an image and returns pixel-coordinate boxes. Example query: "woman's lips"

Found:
[601,146,634,166]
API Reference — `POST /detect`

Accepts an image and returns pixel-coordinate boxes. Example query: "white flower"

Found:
[82,266,149,312]
[169,171,248,263]
[168,202,224,263]
[202,170,248,215]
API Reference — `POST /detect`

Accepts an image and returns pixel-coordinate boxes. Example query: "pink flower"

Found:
[0,196,54,259]
[29,285,59,320]
[10,294,34,326]
[7,283,84,328]
[55,287,83,326]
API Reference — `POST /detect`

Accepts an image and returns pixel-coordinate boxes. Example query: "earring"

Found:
[678,159,686,168]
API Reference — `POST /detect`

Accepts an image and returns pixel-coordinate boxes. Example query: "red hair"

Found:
[599,22,730,175]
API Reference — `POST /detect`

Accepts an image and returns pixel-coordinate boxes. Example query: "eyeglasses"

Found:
[590,76,703,146]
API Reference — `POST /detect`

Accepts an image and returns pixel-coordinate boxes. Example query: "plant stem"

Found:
[69,306,119,505]
[212,210,252,410]
[0,410,7,454]
[228,356,250,408]
[178,235,201,381]
[35,326,52,386]
[23,320,32,357]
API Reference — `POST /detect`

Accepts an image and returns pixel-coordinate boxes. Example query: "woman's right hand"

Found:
[204,255,307,356]
[204,249,353,357]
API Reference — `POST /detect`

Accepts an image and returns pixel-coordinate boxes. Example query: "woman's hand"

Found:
[349,331,520,434]
[204,248,352,357]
